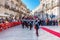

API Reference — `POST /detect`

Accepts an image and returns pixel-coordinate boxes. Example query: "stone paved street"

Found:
[0,25,60,40]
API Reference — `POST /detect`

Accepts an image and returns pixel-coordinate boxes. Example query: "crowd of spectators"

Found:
[0,16,59,26]
[39,19,58,26]
[0,17,20,23]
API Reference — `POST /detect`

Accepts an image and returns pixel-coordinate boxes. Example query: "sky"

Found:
[21,0,40,11]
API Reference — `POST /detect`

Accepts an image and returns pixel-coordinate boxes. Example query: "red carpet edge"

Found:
[41,27,60,38]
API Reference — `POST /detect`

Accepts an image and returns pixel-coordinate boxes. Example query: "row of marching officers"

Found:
[21,17,40,37]
[21,18,34,30]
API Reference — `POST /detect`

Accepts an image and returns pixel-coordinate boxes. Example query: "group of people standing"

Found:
[0,17,20,24]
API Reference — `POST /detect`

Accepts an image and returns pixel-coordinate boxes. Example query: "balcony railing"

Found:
[4,3,20,13]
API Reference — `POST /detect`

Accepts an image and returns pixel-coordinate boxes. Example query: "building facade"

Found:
[33,0,60,20]
[0,0,30,19]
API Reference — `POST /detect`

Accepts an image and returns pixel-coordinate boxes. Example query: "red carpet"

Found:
[41,27,60,38]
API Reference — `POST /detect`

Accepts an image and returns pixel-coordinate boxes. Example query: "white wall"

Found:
[52,7,59,16]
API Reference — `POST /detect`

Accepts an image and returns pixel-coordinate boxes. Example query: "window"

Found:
[5,4,9,9]
[51,0,54,6]
[11,1,14,4]
[0,4,2,6]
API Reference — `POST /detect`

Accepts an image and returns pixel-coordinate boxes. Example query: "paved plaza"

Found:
[0,25,60,40]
